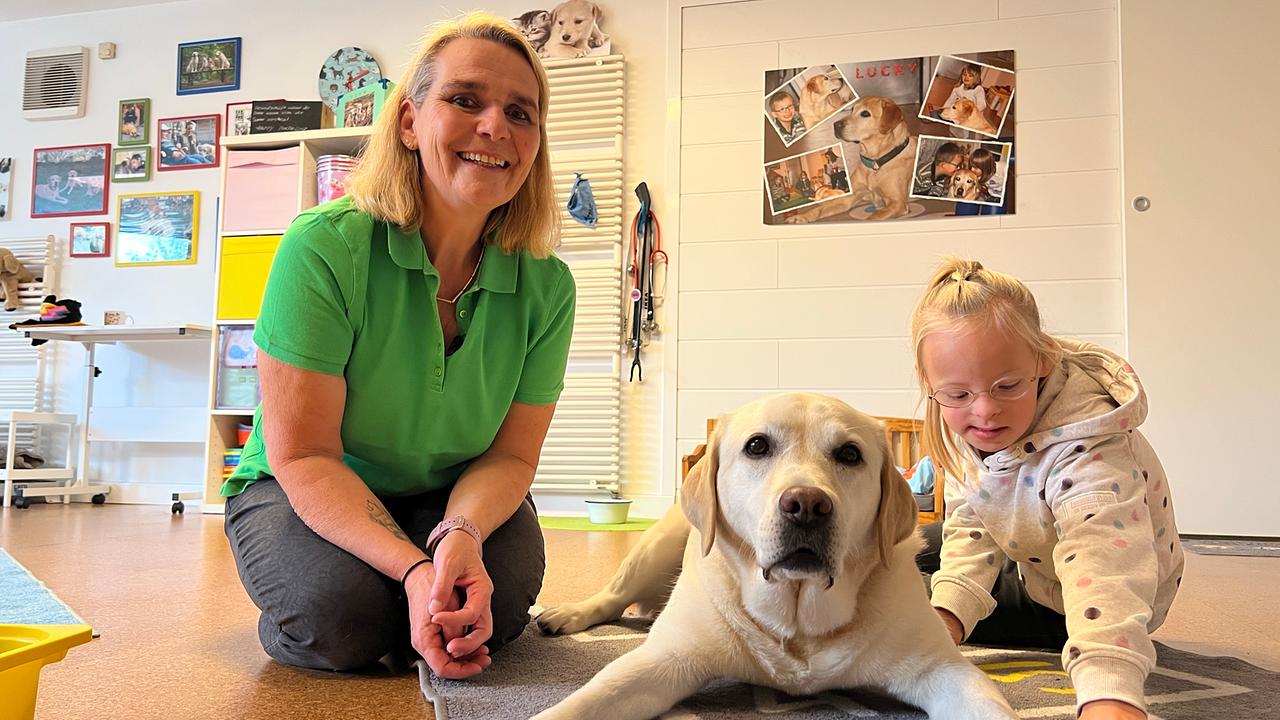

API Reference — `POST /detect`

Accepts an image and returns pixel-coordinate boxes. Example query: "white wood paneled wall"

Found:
[674,0,1124,445]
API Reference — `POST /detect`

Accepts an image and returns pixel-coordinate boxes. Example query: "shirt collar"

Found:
[385,221,516,294]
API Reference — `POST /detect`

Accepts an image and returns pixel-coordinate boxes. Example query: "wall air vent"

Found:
[23,46,89,120]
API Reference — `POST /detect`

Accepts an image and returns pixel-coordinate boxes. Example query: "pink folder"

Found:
[223,147,300,232]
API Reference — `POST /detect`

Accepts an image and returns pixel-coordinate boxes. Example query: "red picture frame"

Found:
[30,143,111,219]
[156,113,221,171]
[69,221,112,258]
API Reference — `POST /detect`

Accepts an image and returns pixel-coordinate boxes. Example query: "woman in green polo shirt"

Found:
[221,12,574,681]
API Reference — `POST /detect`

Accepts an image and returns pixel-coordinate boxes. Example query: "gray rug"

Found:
[1182,537,1280,558]
[424,616,1278,719]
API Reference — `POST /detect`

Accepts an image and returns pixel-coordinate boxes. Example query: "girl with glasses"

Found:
[912,257,1183,720]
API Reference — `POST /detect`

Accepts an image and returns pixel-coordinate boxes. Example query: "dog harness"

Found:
[860,137,910,172]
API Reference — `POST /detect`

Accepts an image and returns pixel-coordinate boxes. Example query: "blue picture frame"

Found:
[176,37,241,96]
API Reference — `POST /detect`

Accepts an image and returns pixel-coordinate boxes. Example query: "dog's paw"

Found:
[785,215,812,224]
[535,601,606,635]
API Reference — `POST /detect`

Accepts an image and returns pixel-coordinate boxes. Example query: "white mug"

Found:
[103,310,134,326]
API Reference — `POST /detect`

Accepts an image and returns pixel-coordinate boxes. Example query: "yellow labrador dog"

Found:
[535,394,1016,720]
[787,97,916,223]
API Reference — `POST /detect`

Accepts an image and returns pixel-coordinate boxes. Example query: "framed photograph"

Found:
[176,37,241,95]
[336,81,391,128]
[118,98,150,146]
[69,221,111,258]
[920,54,1016,139]
[909,135,1013,207]
[0,157,12,221]
[116,191,199,266]
[31,143,110,218]
[225,100,254,136]
[111,146,151,183]
[157,114,220,171]
[764,143,852,216]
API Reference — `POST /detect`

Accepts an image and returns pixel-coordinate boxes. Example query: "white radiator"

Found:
[533,55,625,494]
[0,235,58,460]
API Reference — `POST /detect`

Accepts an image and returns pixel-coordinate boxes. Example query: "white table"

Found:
[10,324,212,511]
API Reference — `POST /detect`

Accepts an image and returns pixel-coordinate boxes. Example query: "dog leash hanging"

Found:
[626,183,649,381]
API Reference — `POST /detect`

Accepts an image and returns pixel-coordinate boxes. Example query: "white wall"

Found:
[671,0,1125,475]
[0,0,670,508]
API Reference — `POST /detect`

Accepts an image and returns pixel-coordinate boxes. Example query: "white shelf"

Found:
[221,126,373,153]
[215,319,257,326]
[211,408,256,416]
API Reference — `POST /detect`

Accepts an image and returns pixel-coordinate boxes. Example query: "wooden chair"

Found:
[680,416,944,525]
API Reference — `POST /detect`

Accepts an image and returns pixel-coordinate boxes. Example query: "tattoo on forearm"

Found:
[366,500,410,542]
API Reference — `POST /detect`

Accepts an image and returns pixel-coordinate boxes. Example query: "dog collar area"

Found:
[860,137,910,171]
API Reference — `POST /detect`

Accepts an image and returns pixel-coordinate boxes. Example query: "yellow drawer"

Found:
[217,235,282,320]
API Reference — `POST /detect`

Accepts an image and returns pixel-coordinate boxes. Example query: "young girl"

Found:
[912,258,1183,720]
[967,148,1001,201]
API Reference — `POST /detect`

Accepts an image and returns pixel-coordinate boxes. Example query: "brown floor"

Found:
[2,504,1276,719]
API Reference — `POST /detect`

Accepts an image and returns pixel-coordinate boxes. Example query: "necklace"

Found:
[436,246,485,305]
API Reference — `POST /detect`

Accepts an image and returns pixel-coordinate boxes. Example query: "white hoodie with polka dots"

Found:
[930,338,1184,713]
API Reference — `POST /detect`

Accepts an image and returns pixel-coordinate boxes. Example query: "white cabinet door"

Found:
[1120,1,1279,535]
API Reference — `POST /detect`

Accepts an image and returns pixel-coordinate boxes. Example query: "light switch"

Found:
[97,42,117,60]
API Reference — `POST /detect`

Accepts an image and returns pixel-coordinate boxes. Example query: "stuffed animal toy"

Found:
[7,295,84,346]
[0,247,35,312]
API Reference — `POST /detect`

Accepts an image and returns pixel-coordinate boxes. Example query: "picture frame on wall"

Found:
[176,36,241,95]
[157,114,220,171]
[118,98,150,146]
[0,157,12,221]
[225,100,254,137]
[30,143,110,219]
[111,146,151,183]
[116,191,199,266]
[69,221,111,258]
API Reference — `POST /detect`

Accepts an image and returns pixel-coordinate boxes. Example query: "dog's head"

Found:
[549,0,601,47]
[681,393,917,587]
[940,98,976,125]
[948,168,981,199]
[833,96,905,146]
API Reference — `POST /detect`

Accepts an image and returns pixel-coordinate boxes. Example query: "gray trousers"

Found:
[917,521,1068,650]
[224,478,545,672]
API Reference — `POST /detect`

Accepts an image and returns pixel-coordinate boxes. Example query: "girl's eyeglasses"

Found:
[929,376,1034,408]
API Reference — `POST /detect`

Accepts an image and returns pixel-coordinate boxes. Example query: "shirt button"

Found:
[459,309,468,318]
[433,367,442,377]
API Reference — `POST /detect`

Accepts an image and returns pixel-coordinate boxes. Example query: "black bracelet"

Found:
[400,557,431,587]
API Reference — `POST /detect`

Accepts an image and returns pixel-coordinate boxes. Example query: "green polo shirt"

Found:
[221,196,575,497]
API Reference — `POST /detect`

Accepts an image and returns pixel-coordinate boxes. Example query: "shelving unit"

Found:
[201,126,372,513]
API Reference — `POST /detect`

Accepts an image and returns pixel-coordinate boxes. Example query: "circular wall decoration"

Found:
[318,47,382,111]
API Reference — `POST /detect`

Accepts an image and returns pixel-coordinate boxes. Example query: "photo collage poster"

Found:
[762,51,1015,225]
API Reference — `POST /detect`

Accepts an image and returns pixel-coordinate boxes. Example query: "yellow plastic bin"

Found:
[0,624,92,720]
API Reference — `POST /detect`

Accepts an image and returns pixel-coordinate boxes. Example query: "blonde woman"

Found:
[222,12,574,681]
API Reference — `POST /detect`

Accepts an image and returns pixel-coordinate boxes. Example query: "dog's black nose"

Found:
[562,34,572,41]
[779,487,832,527]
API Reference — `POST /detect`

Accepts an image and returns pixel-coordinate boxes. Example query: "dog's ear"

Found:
[2,253,20,275]
[876,98,904,134]
[592,0,603,22]
[876,438,918,569]
[681,424,721,556]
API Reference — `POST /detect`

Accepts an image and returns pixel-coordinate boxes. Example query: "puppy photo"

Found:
[535,393,1018,720]
[540,0,610,59]
[797,65,856,130]
[787,96,917,223]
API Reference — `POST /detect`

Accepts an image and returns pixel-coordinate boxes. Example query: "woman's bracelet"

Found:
[400,557,432,587]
